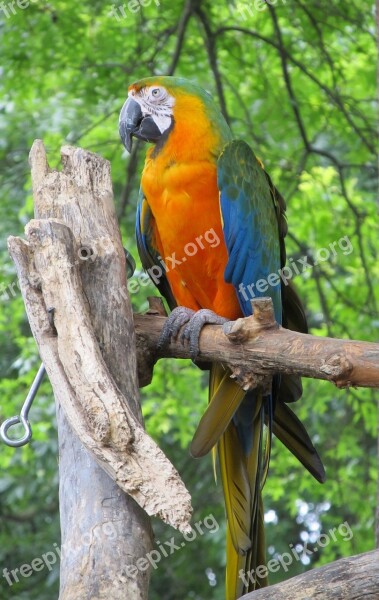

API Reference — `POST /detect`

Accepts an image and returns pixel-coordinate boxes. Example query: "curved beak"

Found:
[119,97,162,152]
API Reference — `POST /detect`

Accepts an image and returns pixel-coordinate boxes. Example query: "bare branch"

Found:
[134,298,379,390]
[215,25,376,154]
[167,0,193,76]
[195,6,230,125]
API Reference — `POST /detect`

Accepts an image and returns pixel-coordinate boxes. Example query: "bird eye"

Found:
[150,87,165,101]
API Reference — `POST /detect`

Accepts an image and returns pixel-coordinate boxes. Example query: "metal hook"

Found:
[0,363,46,447]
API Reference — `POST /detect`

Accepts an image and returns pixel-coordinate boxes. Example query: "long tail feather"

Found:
[273,402,326,483]
[190,366,245,458]
[207,365,269,599]
[194,364,323,600]
[219,424,252,554]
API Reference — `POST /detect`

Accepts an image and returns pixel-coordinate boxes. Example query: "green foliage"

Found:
[0,1,377,598]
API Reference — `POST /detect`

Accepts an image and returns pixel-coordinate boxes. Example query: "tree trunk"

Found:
[8,141,191,600]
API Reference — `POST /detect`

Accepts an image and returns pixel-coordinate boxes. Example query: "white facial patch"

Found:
[128,86,175,134]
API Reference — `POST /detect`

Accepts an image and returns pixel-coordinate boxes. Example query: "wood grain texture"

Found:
[8,140,192,600]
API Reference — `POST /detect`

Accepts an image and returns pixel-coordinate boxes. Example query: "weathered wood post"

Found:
[8,141,192,600]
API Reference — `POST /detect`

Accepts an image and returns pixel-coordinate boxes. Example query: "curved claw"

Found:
[181,309,229,359]
[158,306,195,349]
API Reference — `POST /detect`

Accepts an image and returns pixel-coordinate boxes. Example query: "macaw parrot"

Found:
[119,76,325,599]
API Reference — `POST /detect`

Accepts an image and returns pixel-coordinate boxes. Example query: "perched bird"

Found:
[119,76,325,599]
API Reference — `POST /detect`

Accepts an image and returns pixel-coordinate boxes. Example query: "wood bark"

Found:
[7,141,192,600]
[134,298,379,390]
[240,549,379,600]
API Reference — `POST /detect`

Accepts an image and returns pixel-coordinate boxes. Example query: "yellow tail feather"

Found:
[190,364,246,459]
[202,364,268,600]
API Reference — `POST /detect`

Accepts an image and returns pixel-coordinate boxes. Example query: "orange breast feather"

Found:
[142,156,241,320]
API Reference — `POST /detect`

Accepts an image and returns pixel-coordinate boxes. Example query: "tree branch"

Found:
[195,5,230,125]
[134,298,379,390]
[167,0,193,76]
[215,25,376,155]
[240,549,379,600]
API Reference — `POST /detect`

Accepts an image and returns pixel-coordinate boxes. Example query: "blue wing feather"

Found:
[218,140,282,323]
[217,140,283,459]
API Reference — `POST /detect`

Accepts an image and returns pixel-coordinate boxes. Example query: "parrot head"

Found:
[119,76,231,153]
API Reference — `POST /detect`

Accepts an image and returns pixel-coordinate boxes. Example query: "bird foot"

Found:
[158,307,228,359]
[158,306,196,349]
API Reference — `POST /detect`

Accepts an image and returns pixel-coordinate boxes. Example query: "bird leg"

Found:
[158,307,196,349]
[158,307,228,360]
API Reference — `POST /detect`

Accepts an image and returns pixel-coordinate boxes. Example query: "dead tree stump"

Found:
[8,141,192,600]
